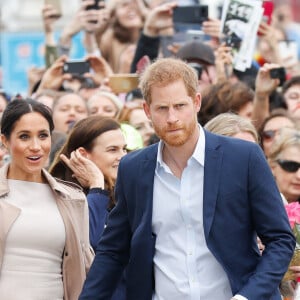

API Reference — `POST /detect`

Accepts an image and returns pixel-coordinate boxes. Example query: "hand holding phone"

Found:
[270,67,286,86]
[84,0,101,10]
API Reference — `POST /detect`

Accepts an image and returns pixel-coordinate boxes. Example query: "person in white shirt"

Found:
[79,57,295,300]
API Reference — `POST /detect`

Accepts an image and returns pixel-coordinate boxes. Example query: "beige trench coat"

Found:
[0,164,94,300]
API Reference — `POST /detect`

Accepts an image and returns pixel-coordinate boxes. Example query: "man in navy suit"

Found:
[79,58,295,300]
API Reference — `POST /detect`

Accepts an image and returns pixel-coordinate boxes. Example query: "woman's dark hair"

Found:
[282,75,300,95]
[1,98,54,138]
[49,115,121,208]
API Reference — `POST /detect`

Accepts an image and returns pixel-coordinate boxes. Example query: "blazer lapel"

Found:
[137,144,158,235]
[203,131,223,238]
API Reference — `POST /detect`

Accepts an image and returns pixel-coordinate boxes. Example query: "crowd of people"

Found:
[1,0,300,299]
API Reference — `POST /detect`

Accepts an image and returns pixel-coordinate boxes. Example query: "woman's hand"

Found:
[60,149,105,189]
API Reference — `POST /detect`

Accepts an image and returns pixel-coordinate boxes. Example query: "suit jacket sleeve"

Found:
[237,144,295,298]
[79,161,131,299]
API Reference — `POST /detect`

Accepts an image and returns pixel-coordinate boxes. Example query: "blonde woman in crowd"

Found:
[204,112,258,143]
[268,127,300,204]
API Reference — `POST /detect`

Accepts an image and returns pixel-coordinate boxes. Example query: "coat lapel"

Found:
[203,131,223,238]
[137,144,158,235]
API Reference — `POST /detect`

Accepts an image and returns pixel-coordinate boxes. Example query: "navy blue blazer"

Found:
[80,130,295,300]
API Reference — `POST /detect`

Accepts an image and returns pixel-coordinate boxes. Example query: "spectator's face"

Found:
[115,0,143,29]
[53,94,88,134]
[129,108,154,147]
[86,129,127,182]
[237,101,253,120]
[284,84,300,120]
[198,65,216,92]
[88,95,119,118]
[271,145,300,203]
[262,116,295,157]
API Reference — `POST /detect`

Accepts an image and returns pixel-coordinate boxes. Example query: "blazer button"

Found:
[65,251,69,256]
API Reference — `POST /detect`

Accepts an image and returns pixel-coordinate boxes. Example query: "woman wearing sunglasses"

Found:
[268,128,300,203]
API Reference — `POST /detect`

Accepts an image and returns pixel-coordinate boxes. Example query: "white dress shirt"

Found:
[152,126,234,300]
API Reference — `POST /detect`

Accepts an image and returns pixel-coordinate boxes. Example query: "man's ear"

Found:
[143,101,151,120]
[195,93,201,113]
[78,147,89,159]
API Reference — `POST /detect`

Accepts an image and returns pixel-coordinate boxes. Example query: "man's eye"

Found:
[175,104,185,109]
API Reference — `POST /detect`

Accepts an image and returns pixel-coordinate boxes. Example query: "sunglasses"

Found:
[276,159,300,173]
[262,129,277,141]
[188,62,204,80]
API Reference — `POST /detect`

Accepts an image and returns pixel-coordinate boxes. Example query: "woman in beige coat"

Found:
[0,98,94,300]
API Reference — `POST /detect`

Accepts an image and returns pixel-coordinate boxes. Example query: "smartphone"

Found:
[63,60,90,75]
[262,0,274,25]
[109,74,139,94]
[44,0,62,18]
[278,40,298,65]
[173,5,208,24]
[85,0,101,10]
[270,67,286,86]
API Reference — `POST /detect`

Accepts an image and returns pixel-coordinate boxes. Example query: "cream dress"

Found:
[0,180,66,300]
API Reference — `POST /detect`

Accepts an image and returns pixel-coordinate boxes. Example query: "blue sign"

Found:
[1,31,85,96]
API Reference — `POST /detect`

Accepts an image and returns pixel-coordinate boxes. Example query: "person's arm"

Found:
[35,55,72,94]
[60,149,110,251]
[42,3,60,67]
[87,189,110,251]
[237,143,295,298]
[79,158,131,299]
[214,43,233,83]
[130,1,176,73]
[58,0,101,56]
[252,63,281,130]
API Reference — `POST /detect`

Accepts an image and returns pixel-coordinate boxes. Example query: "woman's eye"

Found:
[19,134,29,140]
[39,133,49,139]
